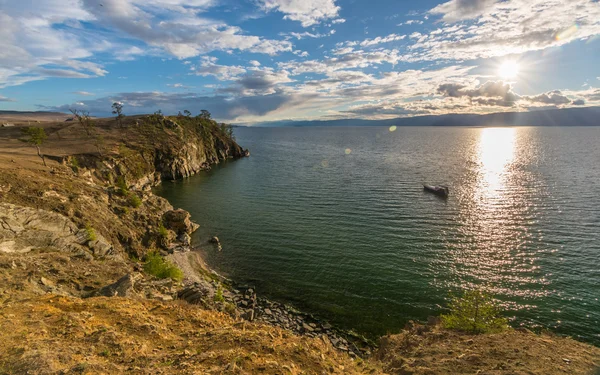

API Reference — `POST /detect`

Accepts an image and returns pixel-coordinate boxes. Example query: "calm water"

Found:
[155,126,600,344]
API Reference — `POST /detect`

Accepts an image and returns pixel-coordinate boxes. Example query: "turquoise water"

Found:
[155,126,600,344]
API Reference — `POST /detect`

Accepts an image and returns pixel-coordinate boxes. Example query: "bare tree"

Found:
[70,109,95,137]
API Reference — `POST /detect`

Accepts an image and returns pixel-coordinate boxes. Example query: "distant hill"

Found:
[247,106,600,127]
[0,110,71,124]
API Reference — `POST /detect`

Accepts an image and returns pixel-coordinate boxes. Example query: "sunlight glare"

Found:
[498,61,520,79]
[478,128,516,199]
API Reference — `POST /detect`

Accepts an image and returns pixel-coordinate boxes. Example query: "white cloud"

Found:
[0,0,293,88]
[430,0,497,22]
[0,96,16,102]
[421,0,600,61]
[249,60,261,67]
[73,91,96,96]
[280,31,327,40]
[359,34,406,47]
[192,57,247,81]
[257,0,340,27]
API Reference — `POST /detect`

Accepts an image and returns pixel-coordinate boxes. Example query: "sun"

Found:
[498,60,520,79]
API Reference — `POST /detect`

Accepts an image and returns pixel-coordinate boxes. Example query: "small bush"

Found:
[214,286,225,303]
[70,157,80,173]
[143,252,183,281]
[127,193,142,208]
[85,224,97,242]
[158,223,169,239]
[116,176,128,196]
[441,290,508,334]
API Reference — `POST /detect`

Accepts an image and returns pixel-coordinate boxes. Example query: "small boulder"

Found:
[91,274,139,298]
[177,233,191,246]
[163,209,199,235]
[88,235,114,257]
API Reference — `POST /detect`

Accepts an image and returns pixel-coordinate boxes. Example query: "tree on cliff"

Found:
[112,102,125,128]
[198,110,211,119]
[21,127,48,167]
[70,109,95,137]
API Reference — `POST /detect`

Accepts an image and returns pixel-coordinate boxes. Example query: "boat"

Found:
[423,184,449,198]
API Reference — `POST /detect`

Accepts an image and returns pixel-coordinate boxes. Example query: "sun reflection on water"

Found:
[441,127,551,306]
[478,128,516,200]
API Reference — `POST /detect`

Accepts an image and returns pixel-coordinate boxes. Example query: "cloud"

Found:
[227,67,294,95]
[418,0,600,62]
[572,99,585,106]
[73,91,96,96]
[79,0,293,58]
[192,57,246,81]
[42,90,317,122]
[522,90,571,105]
[280,31,327,40]
[437,81,519,106]
[430,0,497,22]
[257,0,340,27]
[0,0,293,88]
[359,34,406,47]
[0,96,16,102]
[167,83,194,89]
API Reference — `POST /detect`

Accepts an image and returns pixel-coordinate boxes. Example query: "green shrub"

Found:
[214,286,225,303]
[116,176,128,196]
[85,224,97,242]
[127,193,142,208]
[143,252,183,281]
[441,290,508,334]
[70,156,80,173]
[158,223,169,239]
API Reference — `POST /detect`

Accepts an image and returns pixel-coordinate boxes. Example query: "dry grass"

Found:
[0,295,379,374]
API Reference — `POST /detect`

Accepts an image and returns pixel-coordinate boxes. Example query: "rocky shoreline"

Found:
[176,269,373,357]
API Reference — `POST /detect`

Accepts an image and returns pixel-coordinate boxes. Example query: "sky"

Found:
[0,0,599,123]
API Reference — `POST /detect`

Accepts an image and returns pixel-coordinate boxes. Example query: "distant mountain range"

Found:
[244,106,600,127]
[0,110,68,116]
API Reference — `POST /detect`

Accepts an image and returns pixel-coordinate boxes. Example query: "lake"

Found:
[155,126,600,344]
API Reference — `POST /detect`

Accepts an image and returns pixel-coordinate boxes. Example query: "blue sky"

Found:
[0,0,599,123]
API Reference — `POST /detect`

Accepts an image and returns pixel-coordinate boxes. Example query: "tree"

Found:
[70,109,95,137]
[441,290,508,333]
[183,110,191,118]
[199,109,211,119]
[112,102,125,128]
[220,123,234,139]
[21,127,48,167]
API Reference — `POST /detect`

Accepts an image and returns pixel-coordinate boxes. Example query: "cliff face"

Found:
[61,114,248,189]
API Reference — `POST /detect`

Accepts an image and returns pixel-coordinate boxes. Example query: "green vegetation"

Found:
[70,156,80,173]
[127,193,142,208]
[143,252,183,281]
[85,224,97,242]
[116,176,128,196]
[214,286,225,303]
[20,127,48,166]
[158,223,169,239]
[441,290,508,334]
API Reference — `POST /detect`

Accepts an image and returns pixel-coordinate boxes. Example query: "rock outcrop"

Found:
[163,209,199,235]
[0,203,93,259]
